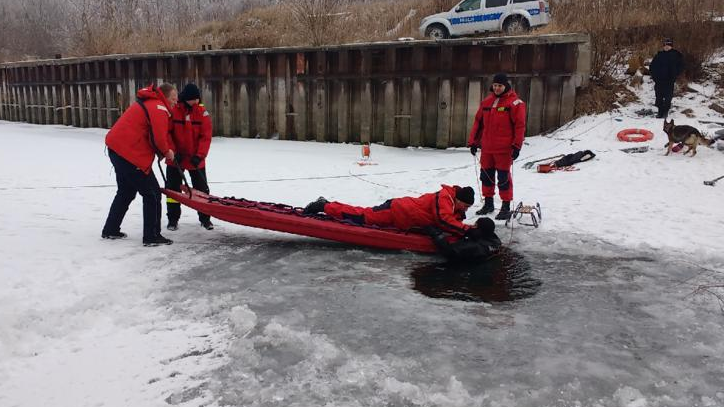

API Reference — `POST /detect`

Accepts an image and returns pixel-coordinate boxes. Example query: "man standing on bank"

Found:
[650,38,684,119]
[101,83,177,246]
[468,72,526,220]
[166,83,214,231]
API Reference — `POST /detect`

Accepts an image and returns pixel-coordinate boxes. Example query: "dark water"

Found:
[158,232,724,407]
[410,248,541,302]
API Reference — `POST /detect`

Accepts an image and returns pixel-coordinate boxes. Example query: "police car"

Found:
[419,0,551,39]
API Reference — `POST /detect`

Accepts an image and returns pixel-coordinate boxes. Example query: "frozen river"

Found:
[159,232,724,407]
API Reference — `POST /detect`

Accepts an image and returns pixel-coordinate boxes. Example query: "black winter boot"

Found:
[201,220,214,230]
[476,197,495,215]
[495,201,512,220]
[167,220,178,231]
[102,231,127,240]
[143,235,173,247]
[303,197,329,215]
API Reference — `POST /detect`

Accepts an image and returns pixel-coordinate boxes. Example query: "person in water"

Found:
[427,217,502,260]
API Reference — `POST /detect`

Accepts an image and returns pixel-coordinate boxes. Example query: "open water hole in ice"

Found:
[160,232,724,407]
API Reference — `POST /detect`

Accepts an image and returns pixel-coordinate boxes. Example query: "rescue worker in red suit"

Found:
[468,72,526,220]
[101,84,177,246]
[165,84,214,231]
[302,185,475,237]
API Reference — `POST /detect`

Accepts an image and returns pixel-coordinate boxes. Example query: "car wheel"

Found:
[425,24,449,40]
[503,16,530,34]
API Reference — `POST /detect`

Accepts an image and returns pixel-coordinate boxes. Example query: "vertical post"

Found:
[49,65,58,124]
[273,54,287,139]
[359,50,372,144]
[77,64,86,128]
[9,69,16,121]
[0,68,5,121]
[24,67,34,123]
[156,58,165,86]
[292,52,307,141]
[238,55,251,138]
[256,54,269,138]
[337,50,350,143]
[220,55,234,137]
[526,44,546,136]
[42,65,51,124]
[126,60,136,117]
[409,47,425,147]
[436,46,453,148]
[84,64,93,127]
[313,51,327,142]
[383,48,396,146]
[201,55,216,134]
[59,65,69,125]
[68,64,78,127]
[543,76,562,130]
[23,67,32,123]
[14,68,21,122]
[104,61,114,127]
[559,76,576,125]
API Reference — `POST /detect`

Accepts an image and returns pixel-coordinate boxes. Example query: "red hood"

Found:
[136,85,172,111]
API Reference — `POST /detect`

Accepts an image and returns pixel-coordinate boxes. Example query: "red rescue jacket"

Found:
[467,89,526,154]
[390,184,470,236]
[165,102,212,170]
[105,85,173,174]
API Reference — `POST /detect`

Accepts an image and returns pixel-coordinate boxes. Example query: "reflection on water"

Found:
[410,248,541,303]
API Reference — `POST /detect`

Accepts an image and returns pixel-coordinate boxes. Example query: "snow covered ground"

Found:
[1,74,723,407]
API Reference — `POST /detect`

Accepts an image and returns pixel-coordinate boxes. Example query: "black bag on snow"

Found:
[554,150,596,167]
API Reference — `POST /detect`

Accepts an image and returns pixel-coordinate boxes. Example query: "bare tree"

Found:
[289,0,348,46]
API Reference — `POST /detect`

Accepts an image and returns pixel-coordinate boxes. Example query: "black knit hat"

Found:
[179,83,201,102]
[492,72,509,85]
[663,38,673,46]
[491,72,511,94]
[456,186,475,205]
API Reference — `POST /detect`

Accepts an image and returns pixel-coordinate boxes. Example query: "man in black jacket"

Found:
[650,38,684,119]
[428,217,502,261]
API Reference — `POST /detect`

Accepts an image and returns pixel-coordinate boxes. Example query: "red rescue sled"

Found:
[162,187,438,253]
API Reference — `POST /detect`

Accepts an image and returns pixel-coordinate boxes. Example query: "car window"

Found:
[512,0,534,3]
[457,0,481,12]
[486,0,508,7]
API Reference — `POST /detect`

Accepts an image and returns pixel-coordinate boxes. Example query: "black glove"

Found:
[512,146,520,160]
[190,155,202,168]
[173,153,183,165]
[470,146,478,156]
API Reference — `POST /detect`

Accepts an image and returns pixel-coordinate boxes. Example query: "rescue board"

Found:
[163,187,438,253]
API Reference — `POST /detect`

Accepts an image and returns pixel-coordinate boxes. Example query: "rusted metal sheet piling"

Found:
[0,34,590,147]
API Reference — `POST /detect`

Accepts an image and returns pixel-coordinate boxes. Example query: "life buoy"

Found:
[617,128,654,142]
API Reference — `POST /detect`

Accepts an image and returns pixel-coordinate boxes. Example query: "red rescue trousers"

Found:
[324,201,395,228]
[479,152,514,201]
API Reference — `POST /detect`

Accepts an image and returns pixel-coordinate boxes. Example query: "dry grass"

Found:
[203,0,458,50]
[574,78,638,117]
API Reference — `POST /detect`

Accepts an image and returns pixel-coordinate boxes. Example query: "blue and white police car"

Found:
[419,0,551,39]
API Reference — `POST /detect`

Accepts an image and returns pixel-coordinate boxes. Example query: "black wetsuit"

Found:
[429,229,502,261]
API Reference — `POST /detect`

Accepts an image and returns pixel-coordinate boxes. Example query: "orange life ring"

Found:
[617,128,654,142]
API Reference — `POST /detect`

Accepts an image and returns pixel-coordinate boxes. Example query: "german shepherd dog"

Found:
[663,119,713,157]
